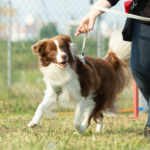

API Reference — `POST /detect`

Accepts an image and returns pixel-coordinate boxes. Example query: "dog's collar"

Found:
[79,55,85,64]
[51,85,63,95]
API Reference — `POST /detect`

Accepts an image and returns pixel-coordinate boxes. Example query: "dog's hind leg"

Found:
[28,86,57,128]
[96,114,103,133]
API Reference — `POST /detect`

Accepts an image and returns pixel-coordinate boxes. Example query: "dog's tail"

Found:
[105,29,131,94]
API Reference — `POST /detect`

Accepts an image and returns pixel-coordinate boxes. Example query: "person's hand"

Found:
[74,9,101,36]
[74,0,111,36]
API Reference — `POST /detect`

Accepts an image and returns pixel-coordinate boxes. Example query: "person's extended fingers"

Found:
[76,24,84,33]
[75,26,86,36]
[77,24,83,30]
[74,31,81,36]
[78,18,94,33]
[75,26,85,36]
[75,15,89,36]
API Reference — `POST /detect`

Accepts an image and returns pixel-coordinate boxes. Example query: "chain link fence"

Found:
[0,0,133,113]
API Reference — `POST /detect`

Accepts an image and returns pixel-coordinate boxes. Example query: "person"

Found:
[75,0,150,137]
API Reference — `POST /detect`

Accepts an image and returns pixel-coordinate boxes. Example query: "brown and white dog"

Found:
[28,29,131,134]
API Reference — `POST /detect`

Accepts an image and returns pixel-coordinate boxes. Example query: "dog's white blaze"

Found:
[53,40,68,63]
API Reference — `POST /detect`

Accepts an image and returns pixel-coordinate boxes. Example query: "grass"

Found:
[0,113,150,150]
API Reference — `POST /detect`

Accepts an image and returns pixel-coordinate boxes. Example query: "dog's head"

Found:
[32,34,76,68]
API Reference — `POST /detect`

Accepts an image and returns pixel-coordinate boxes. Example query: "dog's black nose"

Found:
[61,54,67,60]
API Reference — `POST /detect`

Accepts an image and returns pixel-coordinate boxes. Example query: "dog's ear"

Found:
[59,34,72,43]
[31,39,47,54]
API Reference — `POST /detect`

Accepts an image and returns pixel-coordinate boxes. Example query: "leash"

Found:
[80,32,88,64]
[82,32,88,56]
[90,6,150,22]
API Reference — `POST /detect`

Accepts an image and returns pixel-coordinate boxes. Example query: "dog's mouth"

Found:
[58,61,67,68]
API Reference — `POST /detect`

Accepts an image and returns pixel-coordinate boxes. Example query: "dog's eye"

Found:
[62,46,65,49]
[51,49,54,52]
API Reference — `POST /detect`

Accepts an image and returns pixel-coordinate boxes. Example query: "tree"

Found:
[40,23,59,39]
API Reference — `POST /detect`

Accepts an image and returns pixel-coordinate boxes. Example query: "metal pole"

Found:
[7,1,11,85]
[97,16,101,58]
[133,80,138,117]
[101,30,105,57]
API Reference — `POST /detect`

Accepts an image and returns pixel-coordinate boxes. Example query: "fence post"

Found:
[133,80,138,117]
[7,1,12,85]
[97,16,101,58]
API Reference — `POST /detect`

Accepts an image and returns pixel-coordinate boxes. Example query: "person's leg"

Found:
[130,21,150,128]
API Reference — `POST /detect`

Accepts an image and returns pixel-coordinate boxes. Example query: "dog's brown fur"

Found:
[73,51,130,124]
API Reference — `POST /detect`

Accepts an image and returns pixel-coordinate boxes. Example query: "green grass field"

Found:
[0,113,150,150]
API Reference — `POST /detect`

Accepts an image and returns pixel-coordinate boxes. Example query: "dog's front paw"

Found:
[73,131,80,136]
[74,123,85,135]
[28,119,39,128]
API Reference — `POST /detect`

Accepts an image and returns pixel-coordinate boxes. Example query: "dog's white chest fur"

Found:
[40,63,83,108]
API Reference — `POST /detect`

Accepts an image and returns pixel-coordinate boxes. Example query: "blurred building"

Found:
[0,5,16,40]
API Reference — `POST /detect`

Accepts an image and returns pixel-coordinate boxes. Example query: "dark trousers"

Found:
[130,21,150,125]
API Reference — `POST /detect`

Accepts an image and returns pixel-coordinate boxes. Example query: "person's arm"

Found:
[74,0,119,36]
